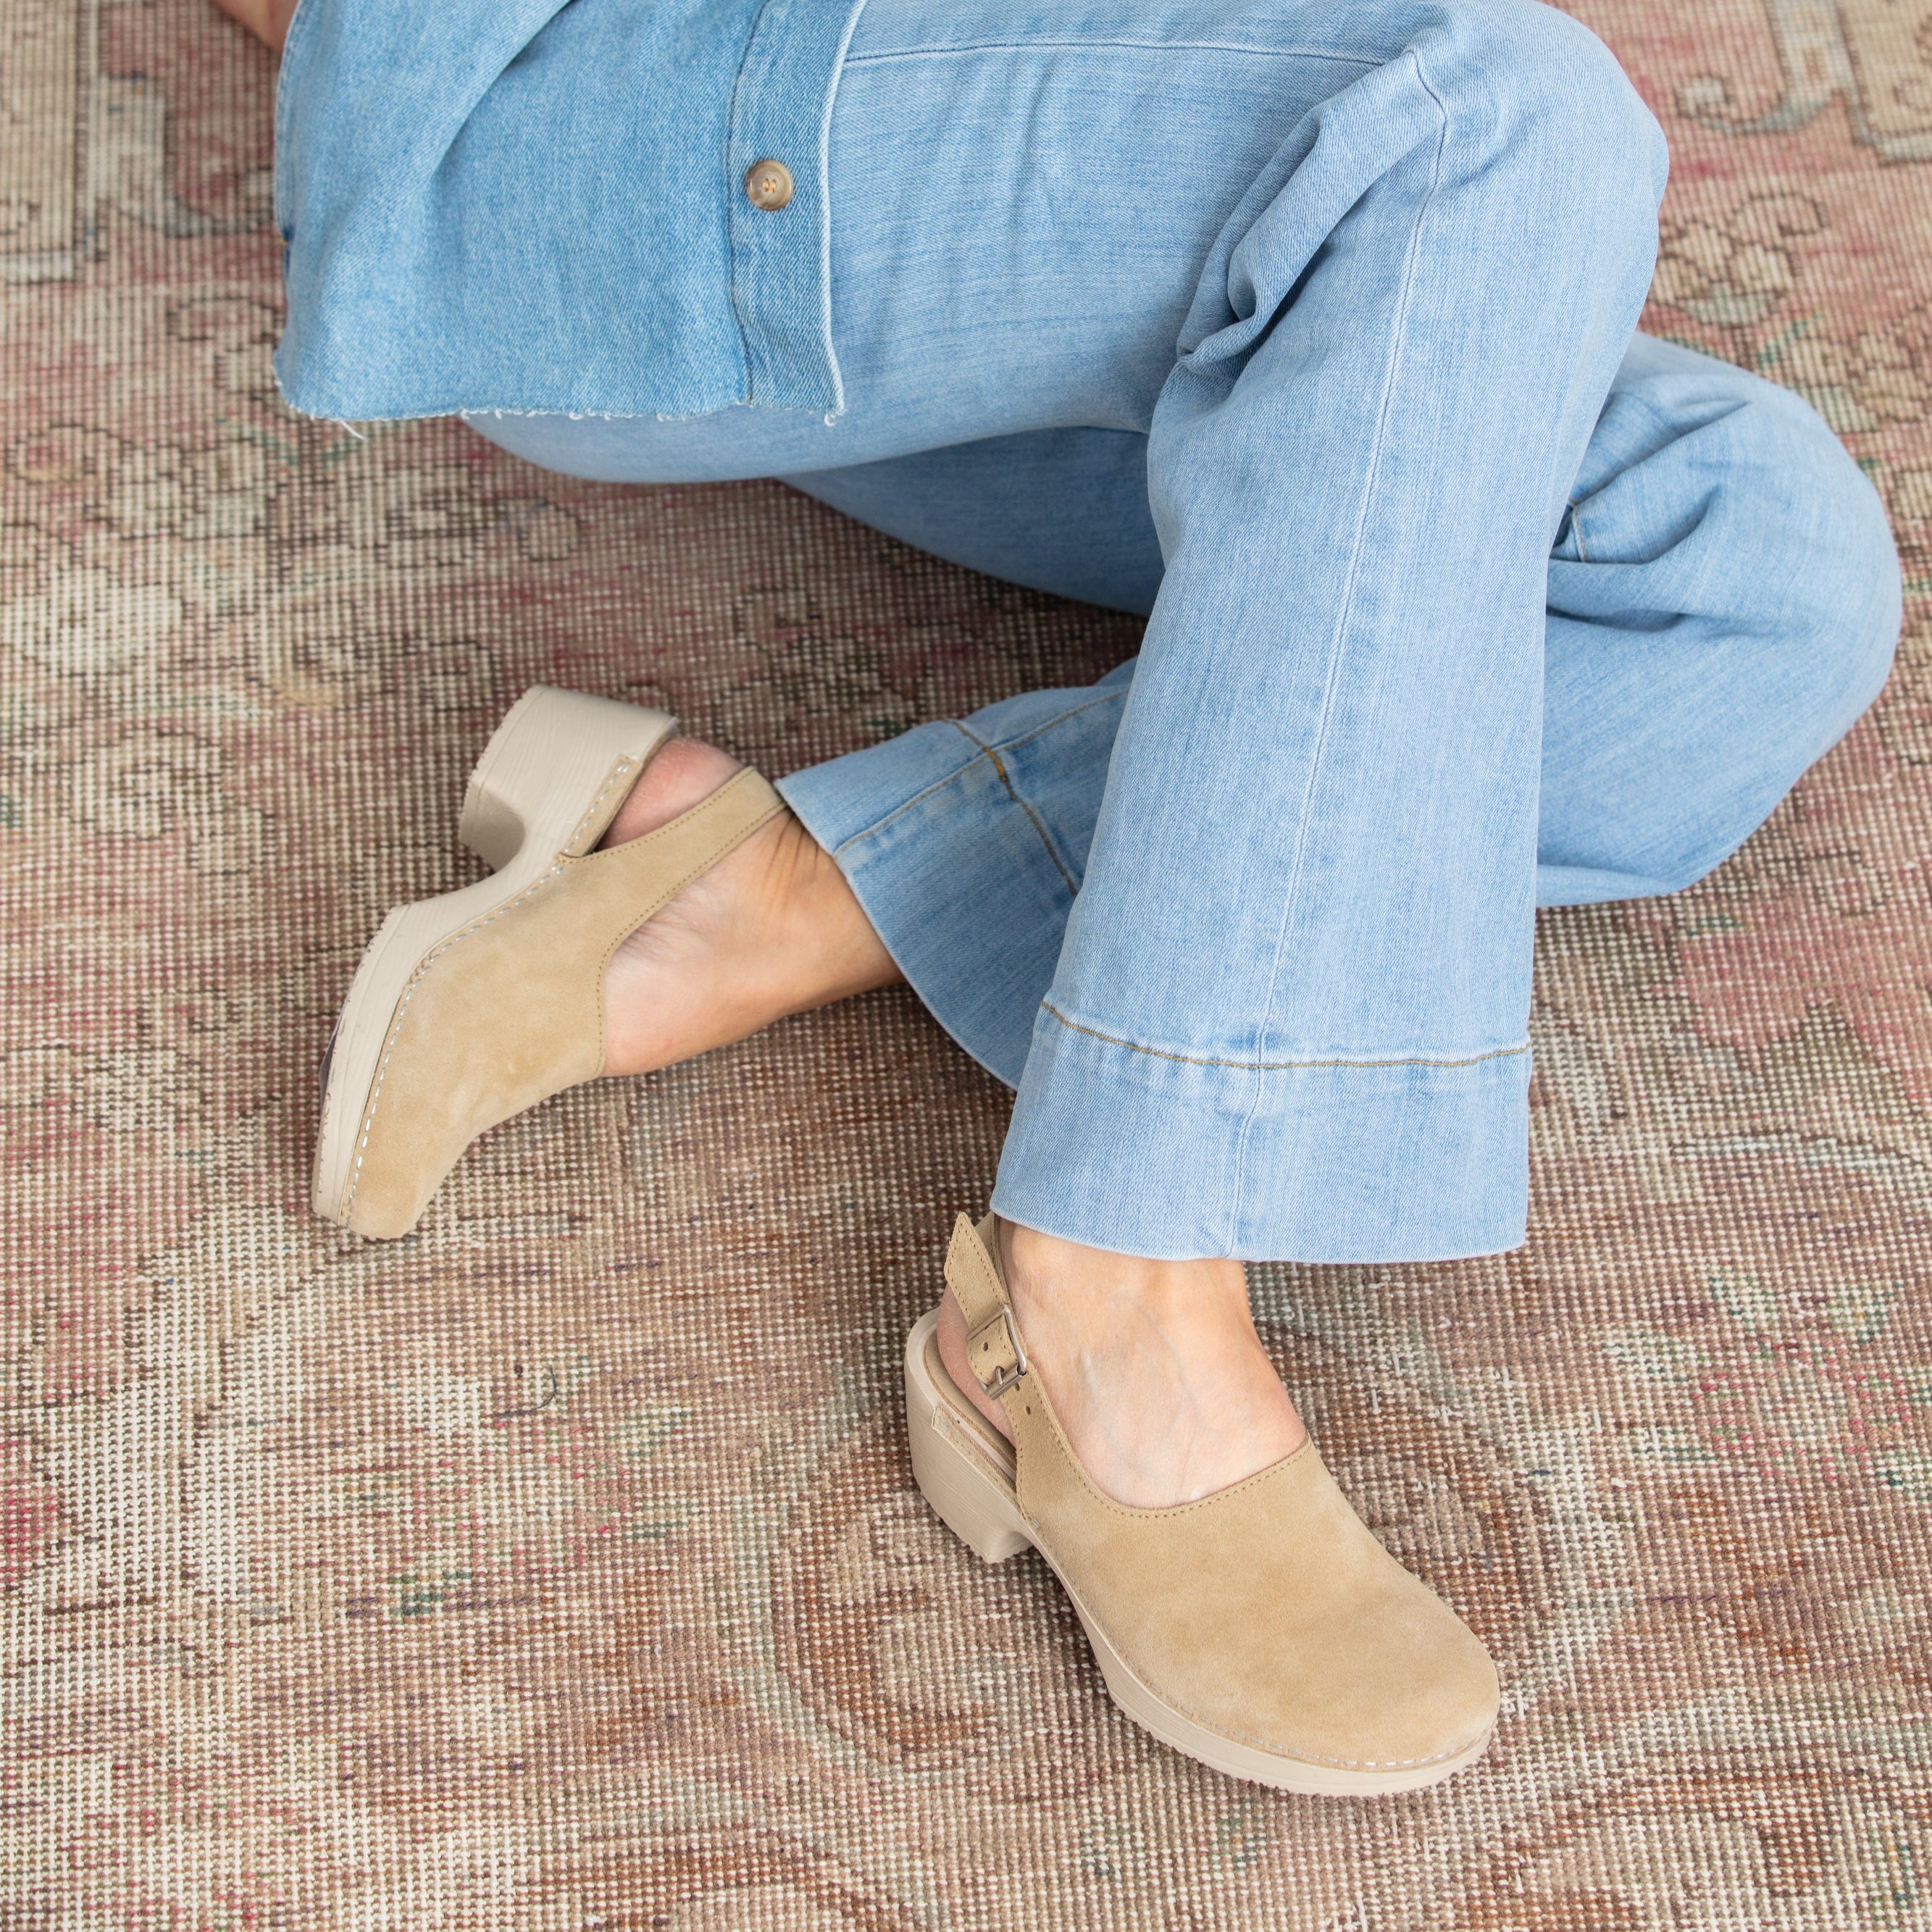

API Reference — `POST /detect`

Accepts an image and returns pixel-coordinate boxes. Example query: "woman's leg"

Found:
[775,333,1900,1082]
[986,10,1666,1270]
[467,0,1897,1503]
[789,427,1167,616]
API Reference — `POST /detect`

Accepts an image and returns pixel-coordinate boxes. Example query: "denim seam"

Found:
[845,39,1384,67]
[947,722,1080,894]
[827,689,1124,865]
[1040,1002,1527,1074]
[1568,496,1591,561]
[270,0,320,240]
[721,19,759,396]
[971,687,1126,760]
[828,751,991,858]
[814,0,872,419]
[1226,43,1452,1247]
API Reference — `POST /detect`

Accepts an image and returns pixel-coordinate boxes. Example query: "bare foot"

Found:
[597,735,901,1076]
[212,0,298,51]
[937,1222,1308,1508]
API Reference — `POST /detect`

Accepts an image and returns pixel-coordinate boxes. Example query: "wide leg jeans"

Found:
[473,0,1902,1261]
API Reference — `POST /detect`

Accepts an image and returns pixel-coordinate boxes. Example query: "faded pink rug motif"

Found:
[2,0,1931,1924]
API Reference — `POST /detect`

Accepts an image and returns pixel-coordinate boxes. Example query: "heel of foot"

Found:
[597,735,746,850]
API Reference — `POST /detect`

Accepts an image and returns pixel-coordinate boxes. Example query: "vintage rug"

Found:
[3,0,1931,1924]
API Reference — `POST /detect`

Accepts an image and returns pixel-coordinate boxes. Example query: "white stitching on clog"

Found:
[337,859,569,1226]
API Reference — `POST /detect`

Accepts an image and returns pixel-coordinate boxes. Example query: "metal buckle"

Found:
[968,1305,1029,1400]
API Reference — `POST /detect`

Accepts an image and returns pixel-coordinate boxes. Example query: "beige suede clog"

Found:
[905,1215,1500,1794]
[313,686,783,1238]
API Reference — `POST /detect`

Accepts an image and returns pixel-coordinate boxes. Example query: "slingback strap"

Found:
[945,1213,1029,1399]
[577,766,787,934]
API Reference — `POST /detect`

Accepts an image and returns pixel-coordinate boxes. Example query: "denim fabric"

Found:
[783,338,1900,1089]
[309,0,1902,1260]
[274,0,866,417]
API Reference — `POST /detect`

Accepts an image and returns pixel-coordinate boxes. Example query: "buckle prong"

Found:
[968,1305,1029,1400]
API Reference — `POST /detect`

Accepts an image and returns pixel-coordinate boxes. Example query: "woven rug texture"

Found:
[4,0,1932,1924]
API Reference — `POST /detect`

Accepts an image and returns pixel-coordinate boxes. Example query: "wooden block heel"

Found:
[903,1310,1032,1563]
[459,685,676,871]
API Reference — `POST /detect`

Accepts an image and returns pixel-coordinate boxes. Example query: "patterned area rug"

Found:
[4,0,1931,1924]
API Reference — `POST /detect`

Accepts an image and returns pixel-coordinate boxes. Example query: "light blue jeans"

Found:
[472,0,1901,1263]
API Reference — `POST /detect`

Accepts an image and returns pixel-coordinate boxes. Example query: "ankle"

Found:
[951,1218,1308,1505]
[732,812,892,1015]
[1003,1223,1248,1331]
[597,736,901,1079]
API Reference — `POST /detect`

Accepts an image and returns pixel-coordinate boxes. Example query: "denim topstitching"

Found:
[843,39,1385,67]
[1040,1000,1529,1074]
[831,689,1126,882]
[1225,42,1451,1248]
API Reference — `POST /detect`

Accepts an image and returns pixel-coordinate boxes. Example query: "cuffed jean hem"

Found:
[992,1003,1533,1263]
[776,698,1116,1084]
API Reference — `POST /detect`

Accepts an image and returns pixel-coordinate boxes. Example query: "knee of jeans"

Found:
[1697,385,1902,791]
[1773,401,1902,739]
[1451,4,1668,247]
